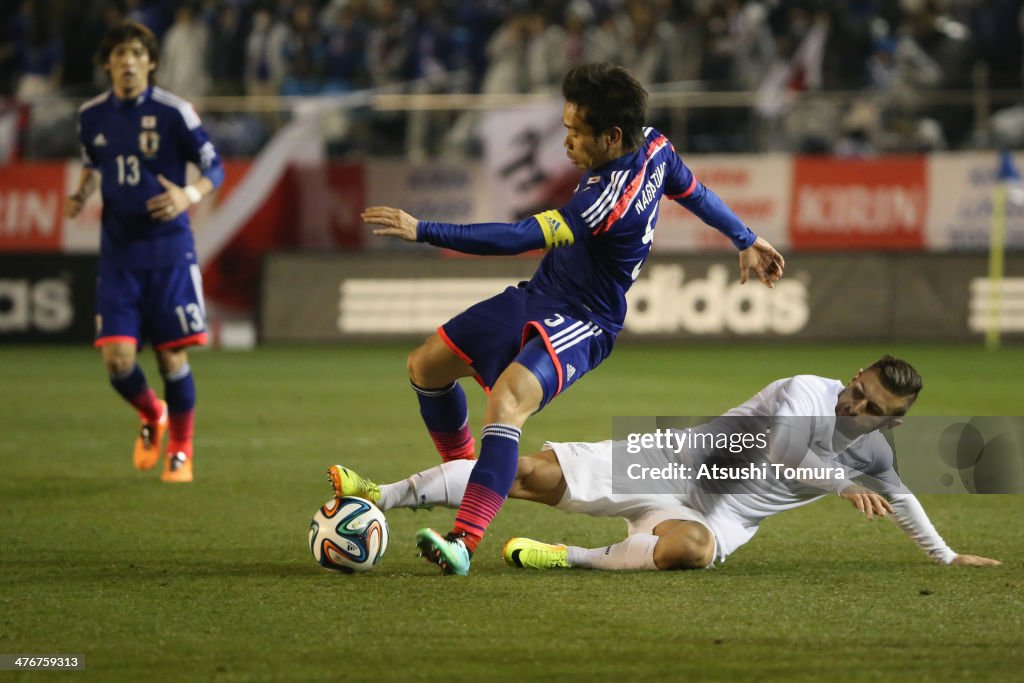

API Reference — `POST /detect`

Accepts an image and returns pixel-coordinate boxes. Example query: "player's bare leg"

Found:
[407,333,479,462]
[508,449,566,506]
[407,333,476,388]
[483,363,544,425]
[101,339,137,377]
[103,340,167,471]
[157,346,194,483]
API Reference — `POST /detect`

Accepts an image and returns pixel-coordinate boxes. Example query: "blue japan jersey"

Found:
[420,127,758,335]
[77,86,223,268]
[529,127,758,334]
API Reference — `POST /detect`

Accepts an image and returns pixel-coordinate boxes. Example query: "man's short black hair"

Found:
[868,355,923,401]
[562,63,648,150]
[98,21,159,71]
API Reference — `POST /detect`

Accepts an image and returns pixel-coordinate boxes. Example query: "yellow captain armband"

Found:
[534,209,575,249]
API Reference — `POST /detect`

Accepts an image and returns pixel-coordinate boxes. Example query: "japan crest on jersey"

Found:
[139,131,160,156]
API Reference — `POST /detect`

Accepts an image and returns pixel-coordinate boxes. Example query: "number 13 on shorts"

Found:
[174,303,205,333]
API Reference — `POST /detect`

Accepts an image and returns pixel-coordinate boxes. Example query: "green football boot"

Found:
[502,537,570,569]
[326,465,381,505]
[415,528,472,576]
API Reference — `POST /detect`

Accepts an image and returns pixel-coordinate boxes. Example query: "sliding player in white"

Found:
[328,356,1000,570]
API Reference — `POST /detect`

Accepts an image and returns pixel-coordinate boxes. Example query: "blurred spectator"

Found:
[366,0,410,88]
[481,5,538,95]
[730,1,777,90]
[280,2,325,95]
[56,2,111,92]
[443,3,540,157]
[753,2,836,152]
[528,0,617,91]
[12,0,62,100]
[209,1,248,95]
[0,0,1021,158]
[322,3,368,92]
[245,2,289,97]
[403,0,456,160]
[699,2,742,90]
[124,0,166,36]
[833,96,885,157]
[161,2,211,100]
[967,0,1022,89]
[891,1,976,149]
[319,0,372,27]
[450,0,504,93]
[617,0,683,87]
[403,0,453,85]
[10,0,74,159]
[365,0,410,154]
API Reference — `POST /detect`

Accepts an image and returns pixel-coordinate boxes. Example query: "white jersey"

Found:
[553,374,958,564]
[681,375,952,562]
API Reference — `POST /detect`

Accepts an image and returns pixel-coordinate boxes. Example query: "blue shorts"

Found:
[439,285,613,409]
[95,263,208,350]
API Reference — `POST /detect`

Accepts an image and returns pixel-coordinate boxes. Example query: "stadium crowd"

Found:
[2,0,1024,155]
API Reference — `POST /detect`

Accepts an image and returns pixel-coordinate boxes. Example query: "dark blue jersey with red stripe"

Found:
[77,86,224,268]
[418,127,757,335]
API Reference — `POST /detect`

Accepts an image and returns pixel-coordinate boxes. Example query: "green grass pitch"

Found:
[1,344,1022,682]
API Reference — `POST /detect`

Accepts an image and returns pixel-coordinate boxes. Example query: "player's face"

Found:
[562,102,617,170]
[835,368,914,433]
[106,39,156,99]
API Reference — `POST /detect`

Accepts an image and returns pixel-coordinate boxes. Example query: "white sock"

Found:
[566,533,660,571]
[377,459,475,511]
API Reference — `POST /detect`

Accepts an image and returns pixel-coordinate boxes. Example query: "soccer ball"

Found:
[308,496,389,573]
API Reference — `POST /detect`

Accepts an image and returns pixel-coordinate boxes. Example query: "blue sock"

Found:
[163,363,195,414]
[412,380,467,430]
[163,364,196,450]
[110,364,148,400]
[110,364,160,421]
[453,424,520,549]
[412,381,475,461]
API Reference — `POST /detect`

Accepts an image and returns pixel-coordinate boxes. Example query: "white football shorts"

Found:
[546,440,758,563]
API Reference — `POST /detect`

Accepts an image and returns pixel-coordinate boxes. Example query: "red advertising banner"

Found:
[657,155,792,252]
[0,163,65,251]
[789,156,927,249]
[200,161,365,311]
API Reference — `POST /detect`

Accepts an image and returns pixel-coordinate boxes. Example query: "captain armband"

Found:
[534,210,575,249]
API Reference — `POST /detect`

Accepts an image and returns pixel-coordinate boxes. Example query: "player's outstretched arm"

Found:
[841,491,1002,566]
[885,493,1003,566]
[362,205,550,255]
[951,553,1002,566]
[739,236,785,289]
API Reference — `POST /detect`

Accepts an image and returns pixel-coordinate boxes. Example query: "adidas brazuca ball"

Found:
[309,496,389,573]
